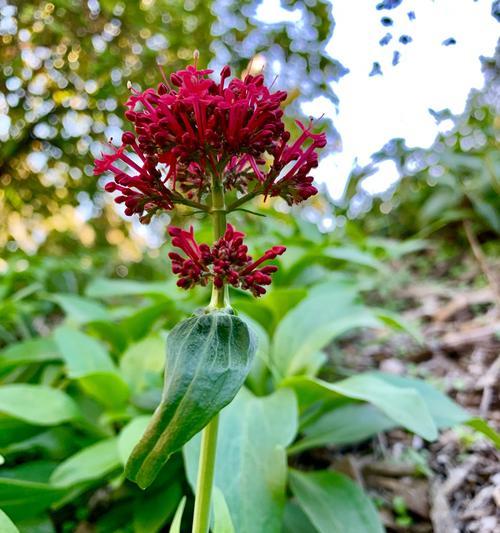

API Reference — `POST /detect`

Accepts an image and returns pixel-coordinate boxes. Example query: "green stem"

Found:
[191,173,227,533]
[170,192,209,212]
[208,175,228,310]
[191,415,220,533]
[226,189,260,213]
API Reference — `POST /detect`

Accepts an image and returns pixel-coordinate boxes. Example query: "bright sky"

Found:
[255,0,499,201]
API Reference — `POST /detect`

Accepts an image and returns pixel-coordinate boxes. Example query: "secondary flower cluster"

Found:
[94,62,326,222]
[168,224,286,296]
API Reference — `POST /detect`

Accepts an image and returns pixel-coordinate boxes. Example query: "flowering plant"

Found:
[94,57,326,533]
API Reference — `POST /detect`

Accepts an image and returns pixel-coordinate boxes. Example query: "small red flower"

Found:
[168,224,286,296]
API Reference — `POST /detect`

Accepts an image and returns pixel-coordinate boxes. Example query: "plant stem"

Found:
[208,174,228,309]
[191,415,220,533]
[191,173,227,533]
[226,188,260,212]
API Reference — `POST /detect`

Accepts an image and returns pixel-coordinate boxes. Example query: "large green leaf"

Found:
[240,314,271,396]
[260,288,308,327]
[85,278,172,299]
[0,508,19,533]
[119,335,165,394]
[0,337,60,374]
[11,515,54,533]
[0,419,43,448]
[291,403,395,454]
[0,427,78,460]
[184,388,298,533]
[126,310,257,488]
[119,301,173,341]
[133,483,183,533]
[373,373,499,446]
[322,246,385,271]
[289,470,384,533]
[53,326,116,375]
[54,326,129,408]
[0,385,80,426]
[371,372,469,428]
[50,438,120,488]
[117,416,151,464]
[50,294,110,324]
[283,374,438,441]
[282,501,317,533]
[0,478,64,520]
[0,460,57,483]
[272,284,381,378]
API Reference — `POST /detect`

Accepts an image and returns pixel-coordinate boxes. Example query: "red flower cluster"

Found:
[168,224,286,296]
[94,62,326,218]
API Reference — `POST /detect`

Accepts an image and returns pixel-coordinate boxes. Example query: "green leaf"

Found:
[213,487,235,533]
[120,301,172,341]
[419,189,462,224]
[365,237,429,259]
[133,483,183,533]
[76,373,130,408]
[117,416,151,465]
[371,372,469,428]
[50,438,120,488]
[0,427,77,460]
[469,194,500,233]
[282,501,317,533]
[119,335,165,394]
[0,337,60,374]
[184,388,298,533]
[11,515,55,533]
[0,478,64,520]
[240,314,271,396]
[283,374,438,440]
[54,326,129,407]
[54,326,115,375]
[272,285,381,378]
[261,288,308,326]
[374,309,423,344]
[86,278,172,299]
[0,460,57,483]
[292,403,395,454]
[0,508,19,533]
[323,374,437,440]
[323,246,385,271]
[169,497,186,533]
[126,310,257,489]
[50,294,109,324]
[466,418,500,448]
[289,470,384,533]
[0,385,80,426]
[0,419,43,448]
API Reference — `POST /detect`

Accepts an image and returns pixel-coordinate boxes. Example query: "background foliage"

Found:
[0,1,499,532]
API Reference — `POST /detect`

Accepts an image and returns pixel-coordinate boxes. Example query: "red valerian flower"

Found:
[94,60,327,221]
[266,120,327,205]
[168,224,286,296]
[94,133,174,223]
